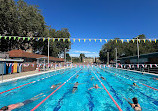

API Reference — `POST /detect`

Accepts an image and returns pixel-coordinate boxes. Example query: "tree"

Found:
[0,0,71,58]
[66,53,71,62]
[79,53,85,62]
[99,34,158,63]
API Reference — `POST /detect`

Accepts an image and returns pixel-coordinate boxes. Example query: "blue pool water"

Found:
[0,67,158,111]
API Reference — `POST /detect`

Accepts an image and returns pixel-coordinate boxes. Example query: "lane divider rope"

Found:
[0,69,73,95]
[91,69,123,111]
[101,68,158,91]
[31,69,81,111]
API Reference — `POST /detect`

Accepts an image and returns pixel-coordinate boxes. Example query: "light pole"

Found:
[65,48,67,63]
[107,52,109,64]
[115,48,117,68]
[136,37,139,64]
[48,37,49,70]
[134,36,140,64]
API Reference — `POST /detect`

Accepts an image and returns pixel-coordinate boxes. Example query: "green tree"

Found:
[99,34,158,63]
[79,53,85,62]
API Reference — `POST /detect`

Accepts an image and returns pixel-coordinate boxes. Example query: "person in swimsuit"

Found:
[51,82,61,89]
[88,84,102,90]
[100,76,106,80]
[0,93,45,111]
[132,83,140,88]
[91,76,95,81]
[76,75,79,78]
[153,77,158,80]
[124,97,142,111]
[72,82,85,93]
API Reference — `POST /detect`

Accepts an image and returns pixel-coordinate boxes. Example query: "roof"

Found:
[120,52,158,60]
[8,50,64,62]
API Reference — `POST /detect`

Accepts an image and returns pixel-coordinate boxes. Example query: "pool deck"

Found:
[0,66,72,83]
[115,67,158,76]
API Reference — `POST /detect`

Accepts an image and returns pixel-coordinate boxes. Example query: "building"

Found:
[83,57,94,63]
[120,52,158,64]
[8,50,64,63]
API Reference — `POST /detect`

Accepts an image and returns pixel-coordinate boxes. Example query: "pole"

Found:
[107,52,109,64]
[48,37,49,70]
[137,37,139,64]
[115,48,117,68]
[65,48,67,63]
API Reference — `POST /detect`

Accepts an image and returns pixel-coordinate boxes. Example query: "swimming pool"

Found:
[0,66,158,111]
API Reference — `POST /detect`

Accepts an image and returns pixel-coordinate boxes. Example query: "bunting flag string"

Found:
[1,36,158,43]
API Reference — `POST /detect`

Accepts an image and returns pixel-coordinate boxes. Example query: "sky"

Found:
[24,0,158,57]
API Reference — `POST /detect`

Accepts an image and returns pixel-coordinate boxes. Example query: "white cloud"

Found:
[73,50,96,54]
[70,53,98,57]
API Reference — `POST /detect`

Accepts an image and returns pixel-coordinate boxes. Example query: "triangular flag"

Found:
[4,36,7,40]
[23,37,25,41]
[132,39,135,43]
[28,37,30,41]
[48,38,50,41]
[121,39,123,43]
[111,39,113,41]
[78,39,80,42]
[63,39,65,42]
[9,36,11,40]
[68,39,70,42]
[53,38,55,42]
[43,38,45,41]
[149,39,151,42]
[18,37,21,40]
[0,36,2,39]
[116,40,117,43]
[38,38,40,41]
[100,39,102,42]
[89,39,91,42]
[127,39,129,43]
[58,38,60,41]
[143,39,146,43]
[138,39,140,43]
[14,37,16,40]
[84,39,86,42]
[73,39,75,42]
[94,39,96,42]
[155,39,157,43]
[105,39,107,42]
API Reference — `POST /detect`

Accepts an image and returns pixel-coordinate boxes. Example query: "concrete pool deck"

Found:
[114,67,158,76]
[0,66,72,83]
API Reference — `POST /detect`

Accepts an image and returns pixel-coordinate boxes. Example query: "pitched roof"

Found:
[8,50,64,62]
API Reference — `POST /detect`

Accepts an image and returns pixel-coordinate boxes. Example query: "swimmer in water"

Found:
[100,76,106,80]
[0,93,45,111]
[72,82,84,93]
[76,74,79,78]
[124,97,142,111]
[132,83,140,88]
[114,74,117,76]
[153,77,158,80]
[51,82,61,89]
[88,84,102,90]
[91,76,95,81]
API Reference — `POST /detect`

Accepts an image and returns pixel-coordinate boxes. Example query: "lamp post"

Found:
[115,48,117,68]
[134,36,140,64]
[48,37,49,70]
[107,52,109,64]
[65,48,67,63]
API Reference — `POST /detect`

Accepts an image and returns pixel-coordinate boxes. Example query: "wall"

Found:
[22,61,37,72]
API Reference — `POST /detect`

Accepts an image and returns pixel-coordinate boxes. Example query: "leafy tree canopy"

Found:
[99,34,158,63]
